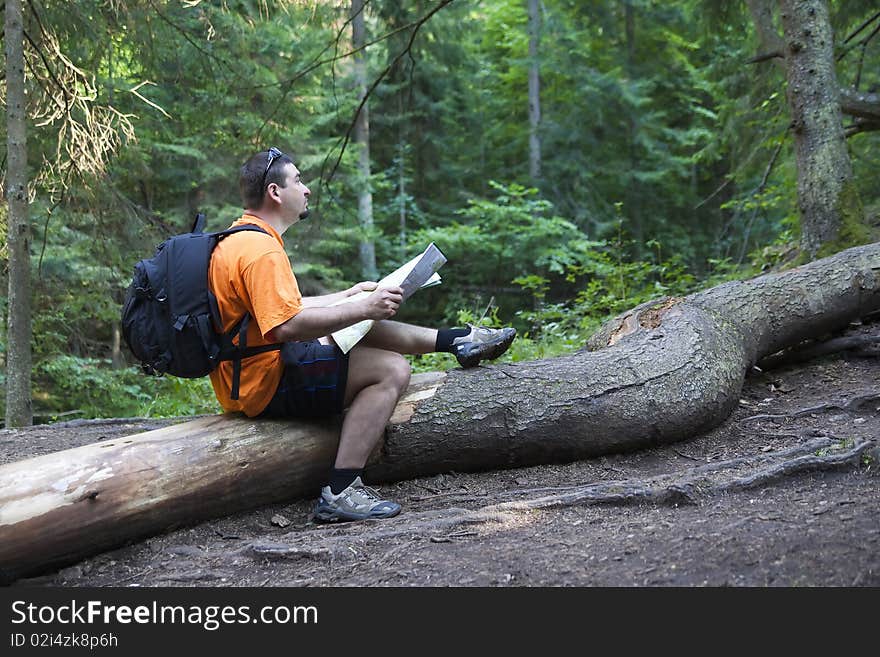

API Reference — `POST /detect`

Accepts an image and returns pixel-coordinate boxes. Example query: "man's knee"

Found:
[387,352,411,393]
[347,346,411,399]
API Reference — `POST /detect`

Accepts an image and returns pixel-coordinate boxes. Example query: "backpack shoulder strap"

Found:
[214,224,270,239]
[191,212,207,233]
[191,214,266,238]
[207,224,272,330]
[208,222,281,400]
[207,223,271,331]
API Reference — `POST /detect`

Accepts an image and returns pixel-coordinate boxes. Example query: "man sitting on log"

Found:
[208,147,517,523]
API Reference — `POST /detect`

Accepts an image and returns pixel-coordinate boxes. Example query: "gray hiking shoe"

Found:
[452,324,517,368]
[312,477,401,523]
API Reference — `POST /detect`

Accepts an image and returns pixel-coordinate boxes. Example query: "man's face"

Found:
[275,163,311,223]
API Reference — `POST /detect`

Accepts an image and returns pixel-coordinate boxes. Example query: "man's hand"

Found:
[361,286,403,320]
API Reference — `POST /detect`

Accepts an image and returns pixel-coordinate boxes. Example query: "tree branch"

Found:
[255,2,433,142]
[841,10,880,45]
[746,50,784,64]
[845,118,880,137]
[852,21,880,89]
[839,87,880,123]
[253,0,373,142]
[21,28,70,114]
[146,0,235,75]
[320,0,455,184]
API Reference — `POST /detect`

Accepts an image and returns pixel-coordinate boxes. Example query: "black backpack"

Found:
[121,214,281,399]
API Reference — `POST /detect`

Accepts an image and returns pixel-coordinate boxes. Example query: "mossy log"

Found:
[1,243,879,582]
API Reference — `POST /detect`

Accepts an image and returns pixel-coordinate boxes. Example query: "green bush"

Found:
[32,357,220,420]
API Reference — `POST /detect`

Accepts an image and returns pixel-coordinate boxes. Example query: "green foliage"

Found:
[135,375,221,418]
[31,357,219,420]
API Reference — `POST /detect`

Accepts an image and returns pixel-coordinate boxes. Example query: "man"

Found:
[208,147,516,523]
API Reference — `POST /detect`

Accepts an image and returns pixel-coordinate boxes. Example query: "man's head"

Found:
[239,148,310,224]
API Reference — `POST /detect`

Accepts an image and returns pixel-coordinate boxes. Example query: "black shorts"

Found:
[259,340,349,418]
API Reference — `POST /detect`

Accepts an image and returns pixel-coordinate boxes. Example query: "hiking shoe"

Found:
[312,477,401,523]
[452,324,517,368]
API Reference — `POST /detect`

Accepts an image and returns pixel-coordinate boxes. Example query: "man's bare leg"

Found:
[333,345,411,468]
[359,320,437,355]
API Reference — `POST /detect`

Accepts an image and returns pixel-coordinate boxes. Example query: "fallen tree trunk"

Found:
[1,243,879,582]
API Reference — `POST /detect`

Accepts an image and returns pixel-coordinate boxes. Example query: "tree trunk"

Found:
[111,322,123,369]
[1,242,878,581]
[397,86,408,260]
[352,0,378,280]
[779,0,861,258]
[4,0,33,428]
[623,0,644,248]
[527,0,542,182]
[398,137,407,260]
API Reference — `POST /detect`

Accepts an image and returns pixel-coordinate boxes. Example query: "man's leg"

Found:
[312,345,410,523]
[361,320,517,368]
[336,345,411,467]
[359,320,437,354]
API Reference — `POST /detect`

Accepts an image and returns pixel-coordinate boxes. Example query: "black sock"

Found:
[328,468,362,495]
[435,327,470,353]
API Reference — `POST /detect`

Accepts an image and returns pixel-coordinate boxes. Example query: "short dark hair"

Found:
[239,148,294,209]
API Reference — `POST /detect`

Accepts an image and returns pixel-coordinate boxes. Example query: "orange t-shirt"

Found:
[208,215,303,416]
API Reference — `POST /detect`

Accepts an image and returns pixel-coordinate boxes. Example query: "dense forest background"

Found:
[1,0,878,424]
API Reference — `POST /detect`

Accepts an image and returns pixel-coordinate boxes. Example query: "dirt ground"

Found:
[2,319,878,588]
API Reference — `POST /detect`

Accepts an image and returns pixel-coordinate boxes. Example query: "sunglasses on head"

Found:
[260,147,285,195]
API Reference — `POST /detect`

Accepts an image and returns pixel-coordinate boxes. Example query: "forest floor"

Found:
[3,318,879,588]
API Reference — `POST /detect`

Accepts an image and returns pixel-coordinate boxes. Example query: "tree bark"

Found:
[4,0,33,428]
[352,0,378,281]
[527,0,542,182]
[779,0,859,258]
[1,243,879,581]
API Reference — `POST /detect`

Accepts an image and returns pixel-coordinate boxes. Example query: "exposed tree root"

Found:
[741,391,880,423]
[758,331,880,370]
[242,437,874,563]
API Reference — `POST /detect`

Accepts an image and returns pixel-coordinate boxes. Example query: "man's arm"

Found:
[267,285,403,343]
[301,281,377,308]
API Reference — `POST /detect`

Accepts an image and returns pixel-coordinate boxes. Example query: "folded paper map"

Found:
[330,243,447,353]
